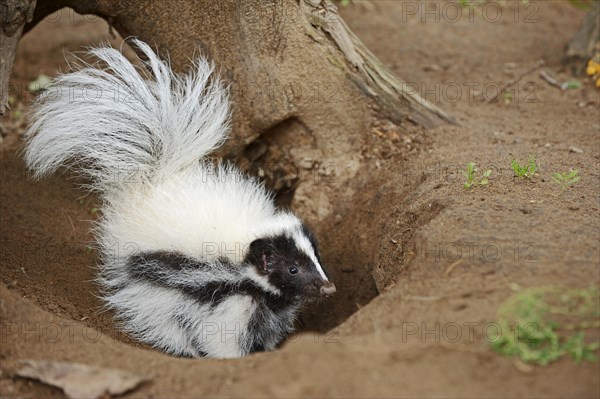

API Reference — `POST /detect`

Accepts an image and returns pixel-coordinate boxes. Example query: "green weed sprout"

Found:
[463,162,476,188]
[479,169,492,186]
[511,156,537,178]
[552,169,580,190]
[491,286,600,365]
[463,162,491,189]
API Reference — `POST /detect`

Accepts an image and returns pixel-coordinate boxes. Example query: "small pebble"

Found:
[569,146,584,153]
[299,158,315,169]
[423,64,441,72]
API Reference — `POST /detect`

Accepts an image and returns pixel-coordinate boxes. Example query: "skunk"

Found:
[24,39,336,358]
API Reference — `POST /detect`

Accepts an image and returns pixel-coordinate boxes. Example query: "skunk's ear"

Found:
[260,251,271,272]
[247,238,271,273]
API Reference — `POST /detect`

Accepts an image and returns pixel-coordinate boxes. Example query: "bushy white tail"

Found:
[24,39,229,192]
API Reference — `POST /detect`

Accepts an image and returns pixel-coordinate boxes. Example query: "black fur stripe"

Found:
[127,250,295,310]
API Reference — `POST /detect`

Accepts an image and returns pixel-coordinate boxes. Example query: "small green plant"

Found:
[491,286,600,365]
[27,74,52,93]
[463,162,477,188]
[562,80,582,90]
[511,156,537,178]
[552,169,580,190]
[479,169,491,186]
[463,162,491,189]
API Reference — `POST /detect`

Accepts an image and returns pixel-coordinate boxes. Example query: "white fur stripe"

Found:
[244,267,282,295]
[292,230,328,281]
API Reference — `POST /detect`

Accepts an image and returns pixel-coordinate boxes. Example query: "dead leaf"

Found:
[17,360,148,399]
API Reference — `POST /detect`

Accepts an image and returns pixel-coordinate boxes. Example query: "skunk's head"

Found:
[245,220,335,301]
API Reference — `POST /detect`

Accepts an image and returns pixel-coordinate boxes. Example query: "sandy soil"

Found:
[1,1,599,398]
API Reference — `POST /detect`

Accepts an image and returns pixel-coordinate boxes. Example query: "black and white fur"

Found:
[24,39,336,358]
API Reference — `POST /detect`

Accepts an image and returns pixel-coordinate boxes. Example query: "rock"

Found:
[423,64,441,72]
[569,146,584,153]
[17,360,148,399]
[298,158,315,169]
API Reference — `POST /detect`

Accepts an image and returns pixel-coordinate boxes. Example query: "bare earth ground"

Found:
[1,1,599,398]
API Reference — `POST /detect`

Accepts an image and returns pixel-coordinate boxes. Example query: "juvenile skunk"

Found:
[24,39,336,358]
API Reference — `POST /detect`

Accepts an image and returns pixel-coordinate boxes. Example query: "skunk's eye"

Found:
[288,266,299,275]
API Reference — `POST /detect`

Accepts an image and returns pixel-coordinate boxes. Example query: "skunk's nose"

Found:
[320,282,336,297]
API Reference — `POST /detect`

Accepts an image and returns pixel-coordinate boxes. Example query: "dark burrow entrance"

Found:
[232,116,446,334]
[233,117,382,333]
